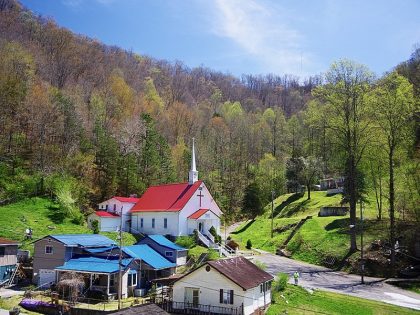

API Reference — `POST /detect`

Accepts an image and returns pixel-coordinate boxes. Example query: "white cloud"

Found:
[212,0,317,76]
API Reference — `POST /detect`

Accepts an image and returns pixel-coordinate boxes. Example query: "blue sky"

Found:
[20,0,420,78]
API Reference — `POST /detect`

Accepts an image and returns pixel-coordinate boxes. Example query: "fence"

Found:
[158,301,242,315]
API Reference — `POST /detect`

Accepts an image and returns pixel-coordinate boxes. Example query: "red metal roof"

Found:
[113,196,140,203]
[131,181,202,212]
[94,211,120,218]
[188,209,209,219]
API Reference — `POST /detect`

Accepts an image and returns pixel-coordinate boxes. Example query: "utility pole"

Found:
[118,207,123,310]
[360,201,364,284]
[271,190,274,238]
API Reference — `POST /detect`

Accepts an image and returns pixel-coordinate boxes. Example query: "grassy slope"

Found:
[231,191,390,266]
[268,284,420,315]
[0,197,136,252]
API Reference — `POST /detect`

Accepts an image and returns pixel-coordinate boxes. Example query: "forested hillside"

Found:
[0,0,419,248]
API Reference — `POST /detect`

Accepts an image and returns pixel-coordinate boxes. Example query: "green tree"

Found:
[242,183,263,219]
[369,71,416,264]
[314,60,374,252]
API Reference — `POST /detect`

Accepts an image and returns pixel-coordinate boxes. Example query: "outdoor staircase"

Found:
[276,216,312,256]
[1,263,20,288]
[196,231,236,257]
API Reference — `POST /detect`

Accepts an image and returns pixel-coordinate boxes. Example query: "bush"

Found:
[91,220,99,234]
[207,249,220,261]
[175,236,196,249]
[275,273,289,291]
[254,260,267,270]
[246,239,252,249]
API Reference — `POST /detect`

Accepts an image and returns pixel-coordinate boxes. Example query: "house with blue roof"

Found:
[32,234,116,287]
[137,235,188,266]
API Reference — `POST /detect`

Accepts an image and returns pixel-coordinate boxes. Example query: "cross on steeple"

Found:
[197,187,204,207]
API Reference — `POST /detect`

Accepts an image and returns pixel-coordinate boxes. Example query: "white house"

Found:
[88,196,139,232]
[130,139,222,238]
[172,257,273,315]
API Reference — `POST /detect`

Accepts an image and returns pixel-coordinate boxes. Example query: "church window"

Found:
[140,218,144,228]
[152,218,155,228]
[164,218,168,229]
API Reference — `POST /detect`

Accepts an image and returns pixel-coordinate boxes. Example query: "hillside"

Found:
[231,191,417,275]
[0,198,137,251]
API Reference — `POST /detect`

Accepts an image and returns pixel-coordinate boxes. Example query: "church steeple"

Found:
[188,138,198,185]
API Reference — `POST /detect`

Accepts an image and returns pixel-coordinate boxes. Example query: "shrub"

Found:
[275,273,289,291]
[209,226,217,237]
[246,239,252,249]
[175,236,196,249]
[207,249,220,261]
[227,236,232,240]
[91,220,99,234]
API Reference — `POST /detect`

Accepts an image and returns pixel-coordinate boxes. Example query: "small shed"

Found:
[87,211,120,232]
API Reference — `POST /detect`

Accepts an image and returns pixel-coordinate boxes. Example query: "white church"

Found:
[88,139,222,239]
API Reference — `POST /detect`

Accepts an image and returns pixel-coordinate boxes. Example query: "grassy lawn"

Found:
[231,191,392,266]
[0,197,137,252]
[268,284,420,315]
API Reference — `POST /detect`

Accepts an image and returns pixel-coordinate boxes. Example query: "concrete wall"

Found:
[319,206,349,217]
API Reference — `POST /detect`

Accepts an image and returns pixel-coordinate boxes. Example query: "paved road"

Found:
[251,253,420,311]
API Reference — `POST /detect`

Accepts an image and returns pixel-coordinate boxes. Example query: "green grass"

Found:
[0,197,137,252]
[231,218,300,252]
[268,284,420,315]
[231,191,392,266]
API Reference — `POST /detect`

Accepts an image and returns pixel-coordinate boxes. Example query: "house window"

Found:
[164,218,168,229]
[140,218,144,228]
[140,270,146,278]
[109,274,115,286]
[113,204,116,211]
[165,251,173,257]
[152,218,155,228]
[45,245,53,254]
[0,247,4,257]
[219,289,234,304]
[128,273,137,286]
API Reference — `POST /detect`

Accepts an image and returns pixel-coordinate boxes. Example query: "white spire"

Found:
[189,138,198,184]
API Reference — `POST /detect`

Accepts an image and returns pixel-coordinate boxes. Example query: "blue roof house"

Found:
[137,235,188,267]
[123,244,176,290]
[33,234,116,287]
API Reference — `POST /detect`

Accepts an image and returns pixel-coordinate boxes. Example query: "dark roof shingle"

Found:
[207,257,273,290]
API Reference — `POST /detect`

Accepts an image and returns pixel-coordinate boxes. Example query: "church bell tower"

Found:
[188,138,198,185]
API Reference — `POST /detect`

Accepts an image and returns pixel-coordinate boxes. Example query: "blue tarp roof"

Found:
[123,245,176,270]
[55,256,132,274]
[84,246,115,254]
[146,235,186,251]
[49,234,116,247]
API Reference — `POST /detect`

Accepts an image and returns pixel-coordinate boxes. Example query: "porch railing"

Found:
[158,301,242,315]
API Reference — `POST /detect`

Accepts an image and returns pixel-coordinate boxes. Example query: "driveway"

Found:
[252,253,420,311]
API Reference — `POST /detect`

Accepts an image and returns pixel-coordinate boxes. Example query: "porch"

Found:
[187,209,220,236]
[158,301,242,315]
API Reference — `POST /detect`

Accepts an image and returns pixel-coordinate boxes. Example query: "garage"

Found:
[38,269,56,288]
